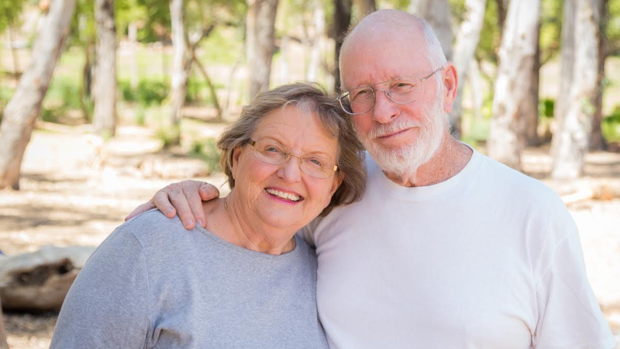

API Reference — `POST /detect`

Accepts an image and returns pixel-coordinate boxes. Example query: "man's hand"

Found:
[125,180,220,229]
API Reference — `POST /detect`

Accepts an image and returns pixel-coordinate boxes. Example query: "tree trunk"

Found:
[495,0,507,39]
[488,0,540,170]
[128,22,139,88]
[0,0,77,190]
[524,21,541,146]
[169,0,189,127]
[306,0,326,82]
[93,0,117,137]
[333,0,352,91]
[353,0,376,15]
[247,0,279,98]
[408,0,453,61]
[551,0,601,179]
[589,0,608,150]
[0,293,8,349]
[189,49,222,120]
[8,26,20,81]
[450,0,487,138]
[552,0,575,150]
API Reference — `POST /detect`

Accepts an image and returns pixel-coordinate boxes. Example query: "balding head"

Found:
[339,10,447,90]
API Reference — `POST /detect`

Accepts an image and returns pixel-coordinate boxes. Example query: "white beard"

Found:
[357,92,446,179]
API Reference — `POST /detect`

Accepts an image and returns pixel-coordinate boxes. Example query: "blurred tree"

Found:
[524,21,541,146]
[0,332,5,348]
[0,0,29,80]
[409,0,453,60]
[488,0,540,170]
[353,0,376,15]
[550,0,575,161]
[0,0,78,190]
[168,0,189,146]
[551,0,602,179]
[247,0,280,98]
[450,0,487,138]
[332,0,351,91]
[93,0,117,137]
[0,294,7,349]
[590,0,609,150]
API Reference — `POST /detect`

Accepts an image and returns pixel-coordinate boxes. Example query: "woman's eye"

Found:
[264,145,283,153]
[308,158,325,168]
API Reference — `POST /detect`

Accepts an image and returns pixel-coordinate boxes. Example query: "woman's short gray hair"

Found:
[218,82,366,216]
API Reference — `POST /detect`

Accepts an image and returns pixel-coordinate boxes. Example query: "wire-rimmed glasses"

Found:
[337,67,444,115]
[247,139,338,179]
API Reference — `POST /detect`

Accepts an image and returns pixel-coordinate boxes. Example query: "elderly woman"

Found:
[50,83,365,348]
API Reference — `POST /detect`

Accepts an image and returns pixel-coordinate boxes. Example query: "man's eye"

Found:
[392,82,415,92]
[351,88,372,101]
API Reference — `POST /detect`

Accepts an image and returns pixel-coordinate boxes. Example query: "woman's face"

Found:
[231,104,342,232]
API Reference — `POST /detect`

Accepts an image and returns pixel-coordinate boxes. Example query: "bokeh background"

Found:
[0,0,619,347]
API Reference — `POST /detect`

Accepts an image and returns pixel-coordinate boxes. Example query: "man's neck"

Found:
[383,135,473,187]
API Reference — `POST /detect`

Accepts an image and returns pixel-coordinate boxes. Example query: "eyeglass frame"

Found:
[246,139,339,179]
[336,66,445,116]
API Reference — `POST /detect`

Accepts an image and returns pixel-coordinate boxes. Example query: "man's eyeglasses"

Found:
[247,139,338,179]
[336,67,444,115]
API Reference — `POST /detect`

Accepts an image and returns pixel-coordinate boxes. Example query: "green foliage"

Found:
[602,108,620,142]
[119,79,168,106]
[606,0,620,57]
[539,98,555,118]
[156,124,180,148]
[197,26,244,65]
[476,0,502,64]
[0,0,29,33]
[540,0,562,64]
[189,137,222,172]
[69,0,96,47]
[45,79,83,110]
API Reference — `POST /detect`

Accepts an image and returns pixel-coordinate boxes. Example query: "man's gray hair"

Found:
[339,11,448,89]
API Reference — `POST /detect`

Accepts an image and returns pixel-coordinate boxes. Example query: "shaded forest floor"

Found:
[1,123,619,348]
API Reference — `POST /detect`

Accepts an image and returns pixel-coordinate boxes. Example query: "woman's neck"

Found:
[207,195,296,255]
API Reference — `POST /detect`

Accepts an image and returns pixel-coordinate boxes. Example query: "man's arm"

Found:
[125,180,220,229]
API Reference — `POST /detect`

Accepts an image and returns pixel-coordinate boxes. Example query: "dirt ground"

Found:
[1,123,619,348]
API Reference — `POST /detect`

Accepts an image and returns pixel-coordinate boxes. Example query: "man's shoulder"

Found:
[477,153,565,208]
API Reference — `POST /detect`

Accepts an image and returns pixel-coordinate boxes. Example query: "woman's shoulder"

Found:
[119,209,193,248]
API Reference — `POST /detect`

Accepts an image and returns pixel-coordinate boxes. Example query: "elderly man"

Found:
[127,10,615,349]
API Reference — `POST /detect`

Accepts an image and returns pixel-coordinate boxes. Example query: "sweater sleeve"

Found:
[50,227,152,349]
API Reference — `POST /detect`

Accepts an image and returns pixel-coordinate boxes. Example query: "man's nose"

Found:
[371,90,399,123]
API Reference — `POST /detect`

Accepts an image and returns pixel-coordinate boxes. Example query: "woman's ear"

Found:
[329,171,344,199]
[231,146,242,180]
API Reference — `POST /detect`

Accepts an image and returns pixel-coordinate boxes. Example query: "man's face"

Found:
[340,35,448,176]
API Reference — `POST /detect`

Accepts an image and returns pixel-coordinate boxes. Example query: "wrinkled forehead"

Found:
[340,16,429,89]
[254,103,336,143]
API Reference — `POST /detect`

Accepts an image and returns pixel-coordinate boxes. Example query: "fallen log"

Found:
[0,294,8,349]
[0,246,95,312]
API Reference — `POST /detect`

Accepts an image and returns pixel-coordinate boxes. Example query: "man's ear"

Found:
[441,63,458,114]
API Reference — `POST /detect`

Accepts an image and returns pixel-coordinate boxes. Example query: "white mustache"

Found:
[369,120,422,139]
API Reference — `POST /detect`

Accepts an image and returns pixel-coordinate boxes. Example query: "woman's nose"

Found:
[277,154,303,182]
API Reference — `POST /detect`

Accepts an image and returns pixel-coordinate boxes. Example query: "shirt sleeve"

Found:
[50,227,152,349]
[532,215,616,349]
